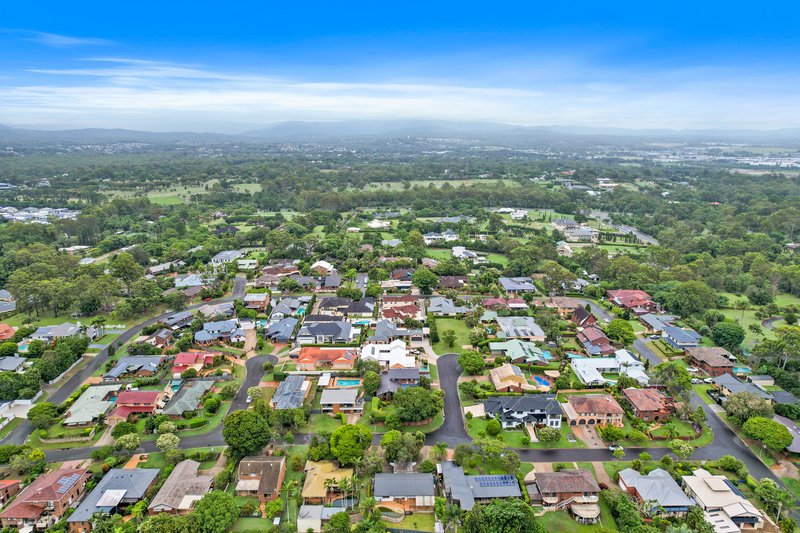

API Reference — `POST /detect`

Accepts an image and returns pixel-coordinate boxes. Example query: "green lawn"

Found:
[782,477,800,500]
[231,517,275,531]
[431,318,472,355]
[536,498,617,532]
[692,384,716,405]
[719,308,774,347]
[382,512,436,532]
[0,418,22,440]
[466,418,586,449]
[308,414,342,433]
[485,253,509,266]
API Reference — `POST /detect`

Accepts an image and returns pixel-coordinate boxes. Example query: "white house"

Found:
[360,339,415,369]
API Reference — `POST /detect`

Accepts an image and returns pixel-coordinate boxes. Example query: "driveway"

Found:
[575,299,613,323]
[763,316,783,330]
[1,274,248,447]
[426,353,470,445]
[632,339,662,367]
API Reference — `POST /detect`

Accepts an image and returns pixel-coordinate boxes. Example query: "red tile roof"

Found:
[568,394,624,415]
[0,468,88,520]
[297,347,356,366]
[0,324,14,340]
[115,390,160,406]
[622,388,669,412]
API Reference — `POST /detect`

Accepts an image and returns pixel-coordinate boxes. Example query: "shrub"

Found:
[188,419,208,429]
[486,419,502,436]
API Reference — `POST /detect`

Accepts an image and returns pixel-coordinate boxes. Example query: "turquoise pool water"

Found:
[533,376,550,387]
[353,319,371,325]
[336,379,362,387]
[17,344,28,352]
[567,352,586,359]
[297,307,306,315]
[733,366,751,374]
[541,350,554,360]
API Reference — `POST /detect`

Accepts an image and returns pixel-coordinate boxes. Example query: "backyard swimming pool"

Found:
[334,378,362,388]
[533,375,551,387]
[733,366,751,374]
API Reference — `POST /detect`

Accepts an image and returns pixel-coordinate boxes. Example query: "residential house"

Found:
[319,388,363,414]
[687,347,735,377]
[0,469,89,530]
[441,462,520,511]
[391,268,415,281]
[296,347,356,371]
[0,356,26,372]
[622,388,675,422]
[571,349,649,386]
[427,296,468,317]
[438,276,468,290]
[542,296,583,318]
[452,246,480,260]
[373,473,435,512]
[682,469,764,532]
[63,384,121,426]
[639,313,677,333]
[211,250,243,266]
[147,261,183,275]
[310,260,336,275]
[576,326,615,356]
[381,239,402,248]
[265,317,298,342]
[0,323,14,341]
[748,375,775,388]
[489,364,531,393]
[244,292,270,311]
[482,297,529,311]
[32,322,98,343]
[556,240,573,257]
[237,259,258,271]
[296,506,340,533]
[495,316,545,342]
[563,394,625,427]
[382,294,420,308]
[302,462,353,504]
[606,289,658,315]
[489,339,550,365]
[162,381,214,418]
[619,468,694,516]
[571,307,597,328]
[530,469,601,524]
[171,352,217,378]
[147,328,173,347]
[194,319,244,344]
[236,456,286,502]
[361,339,415,369]
[663,326,703,350]
[366,320,424,344]
[381,303,423,322]
[107,390,163,423]
[270,296,311,320]
[271,375,311,410]
[563,226,600,243]
[712,374,773,402]
[422,230,458,245]
[484,394,562,429]
[0,480,20,508]
[376,368,420,400]
[296,321,355,345]
[498,277,537,294]
[104,356,163,381]
[552,218,579,232]
[163,310,195,330]
[148,460,213,515]
[68,469,159,533]
[197,302,235,319]
[174,273,212,289]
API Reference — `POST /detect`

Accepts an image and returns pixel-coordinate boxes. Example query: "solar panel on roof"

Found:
[57,473,81,493]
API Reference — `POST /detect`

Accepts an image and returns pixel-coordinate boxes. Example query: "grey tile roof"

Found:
[618,468,694,508]
[163,380,214,415]
[496,316,545,339]
[69,469,159,523]
[374,473,435,498]
[266,317,298,341]
[273,375,307,410]
[499,277,537,292]
[148,460,212,512]
[441,461,520,511]
[104,356,163,380]
[713,373,772,400]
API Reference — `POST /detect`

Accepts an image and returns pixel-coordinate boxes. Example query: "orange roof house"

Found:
[0,324,14,341]
[172,351,218,377]
[108,390,164,422]
[296,347,356,371]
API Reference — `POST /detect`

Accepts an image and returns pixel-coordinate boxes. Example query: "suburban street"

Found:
[2,274,247,447]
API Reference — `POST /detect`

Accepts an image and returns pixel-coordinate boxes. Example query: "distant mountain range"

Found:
[1,120,799,145]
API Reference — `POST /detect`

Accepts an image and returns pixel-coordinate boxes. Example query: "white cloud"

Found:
[1,57,798,131]
[12,30,114,47]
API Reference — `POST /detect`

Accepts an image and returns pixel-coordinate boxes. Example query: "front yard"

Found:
[466,417,586,449]
[431,318,472,355]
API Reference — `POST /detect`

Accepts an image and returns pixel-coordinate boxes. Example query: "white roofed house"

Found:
[618,468,694,517]
[31,322,99,343]
[320,388,364,414]
[682,469,764,532]
[571,349,649,386]
[360,339,416,370]
[495,316,546,342]
[310,260,336,275]
[211,250,243,266]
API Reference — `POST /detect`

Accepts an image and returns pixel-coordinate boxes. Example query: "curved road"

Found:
[3,275,247,447]
[762,316,783,330]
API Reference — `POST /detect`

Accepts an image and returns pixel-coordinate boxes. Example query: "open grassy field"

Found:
[233,183,262,193]
[431,318,472,355]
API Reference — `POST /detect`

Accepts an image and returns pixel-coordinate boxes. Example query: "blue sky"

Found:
[1,1,799,132]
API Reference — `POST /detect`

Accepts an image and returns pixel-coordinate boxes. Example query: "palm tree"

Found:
[91,316,107,337]
[359,496,379,522]
[442,503,464,532]
[324,478,337,502]
[432,441,448,461]
[735,299,750,320]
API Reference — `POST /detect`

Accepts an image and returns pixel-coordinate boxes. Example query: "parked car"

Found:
[703,377,713,384]
[246,395,252,404]
[686,366,699,373]
[649,334,660,340]
[609,445,624,452]
[691,378,702,384]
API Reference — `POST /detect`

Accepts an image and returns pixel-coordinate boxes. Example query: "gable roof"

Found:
[484,394,562,416]
[619,468,694,508]
[0,468,89,521]
[64,384,121,425]
[495,316,545,339]
[568,394,624,415]
[162,380,214,415]
[237,456,286,496]
[69,469,159,524]
[687,347,734,368]
[712,373,772,400]
[104,356,163,380]
[374,473,435,498]
[622,388,669,412]
[148,460,212,512]
[272,375,308,409]
[535,469,600,494]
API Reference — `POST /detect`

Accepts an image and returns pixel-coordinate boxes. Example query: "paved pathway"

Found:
[763,316,783,330]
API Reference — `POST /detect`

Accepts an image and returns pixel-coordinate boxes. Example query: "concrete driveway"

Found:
[633,339,662,367]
